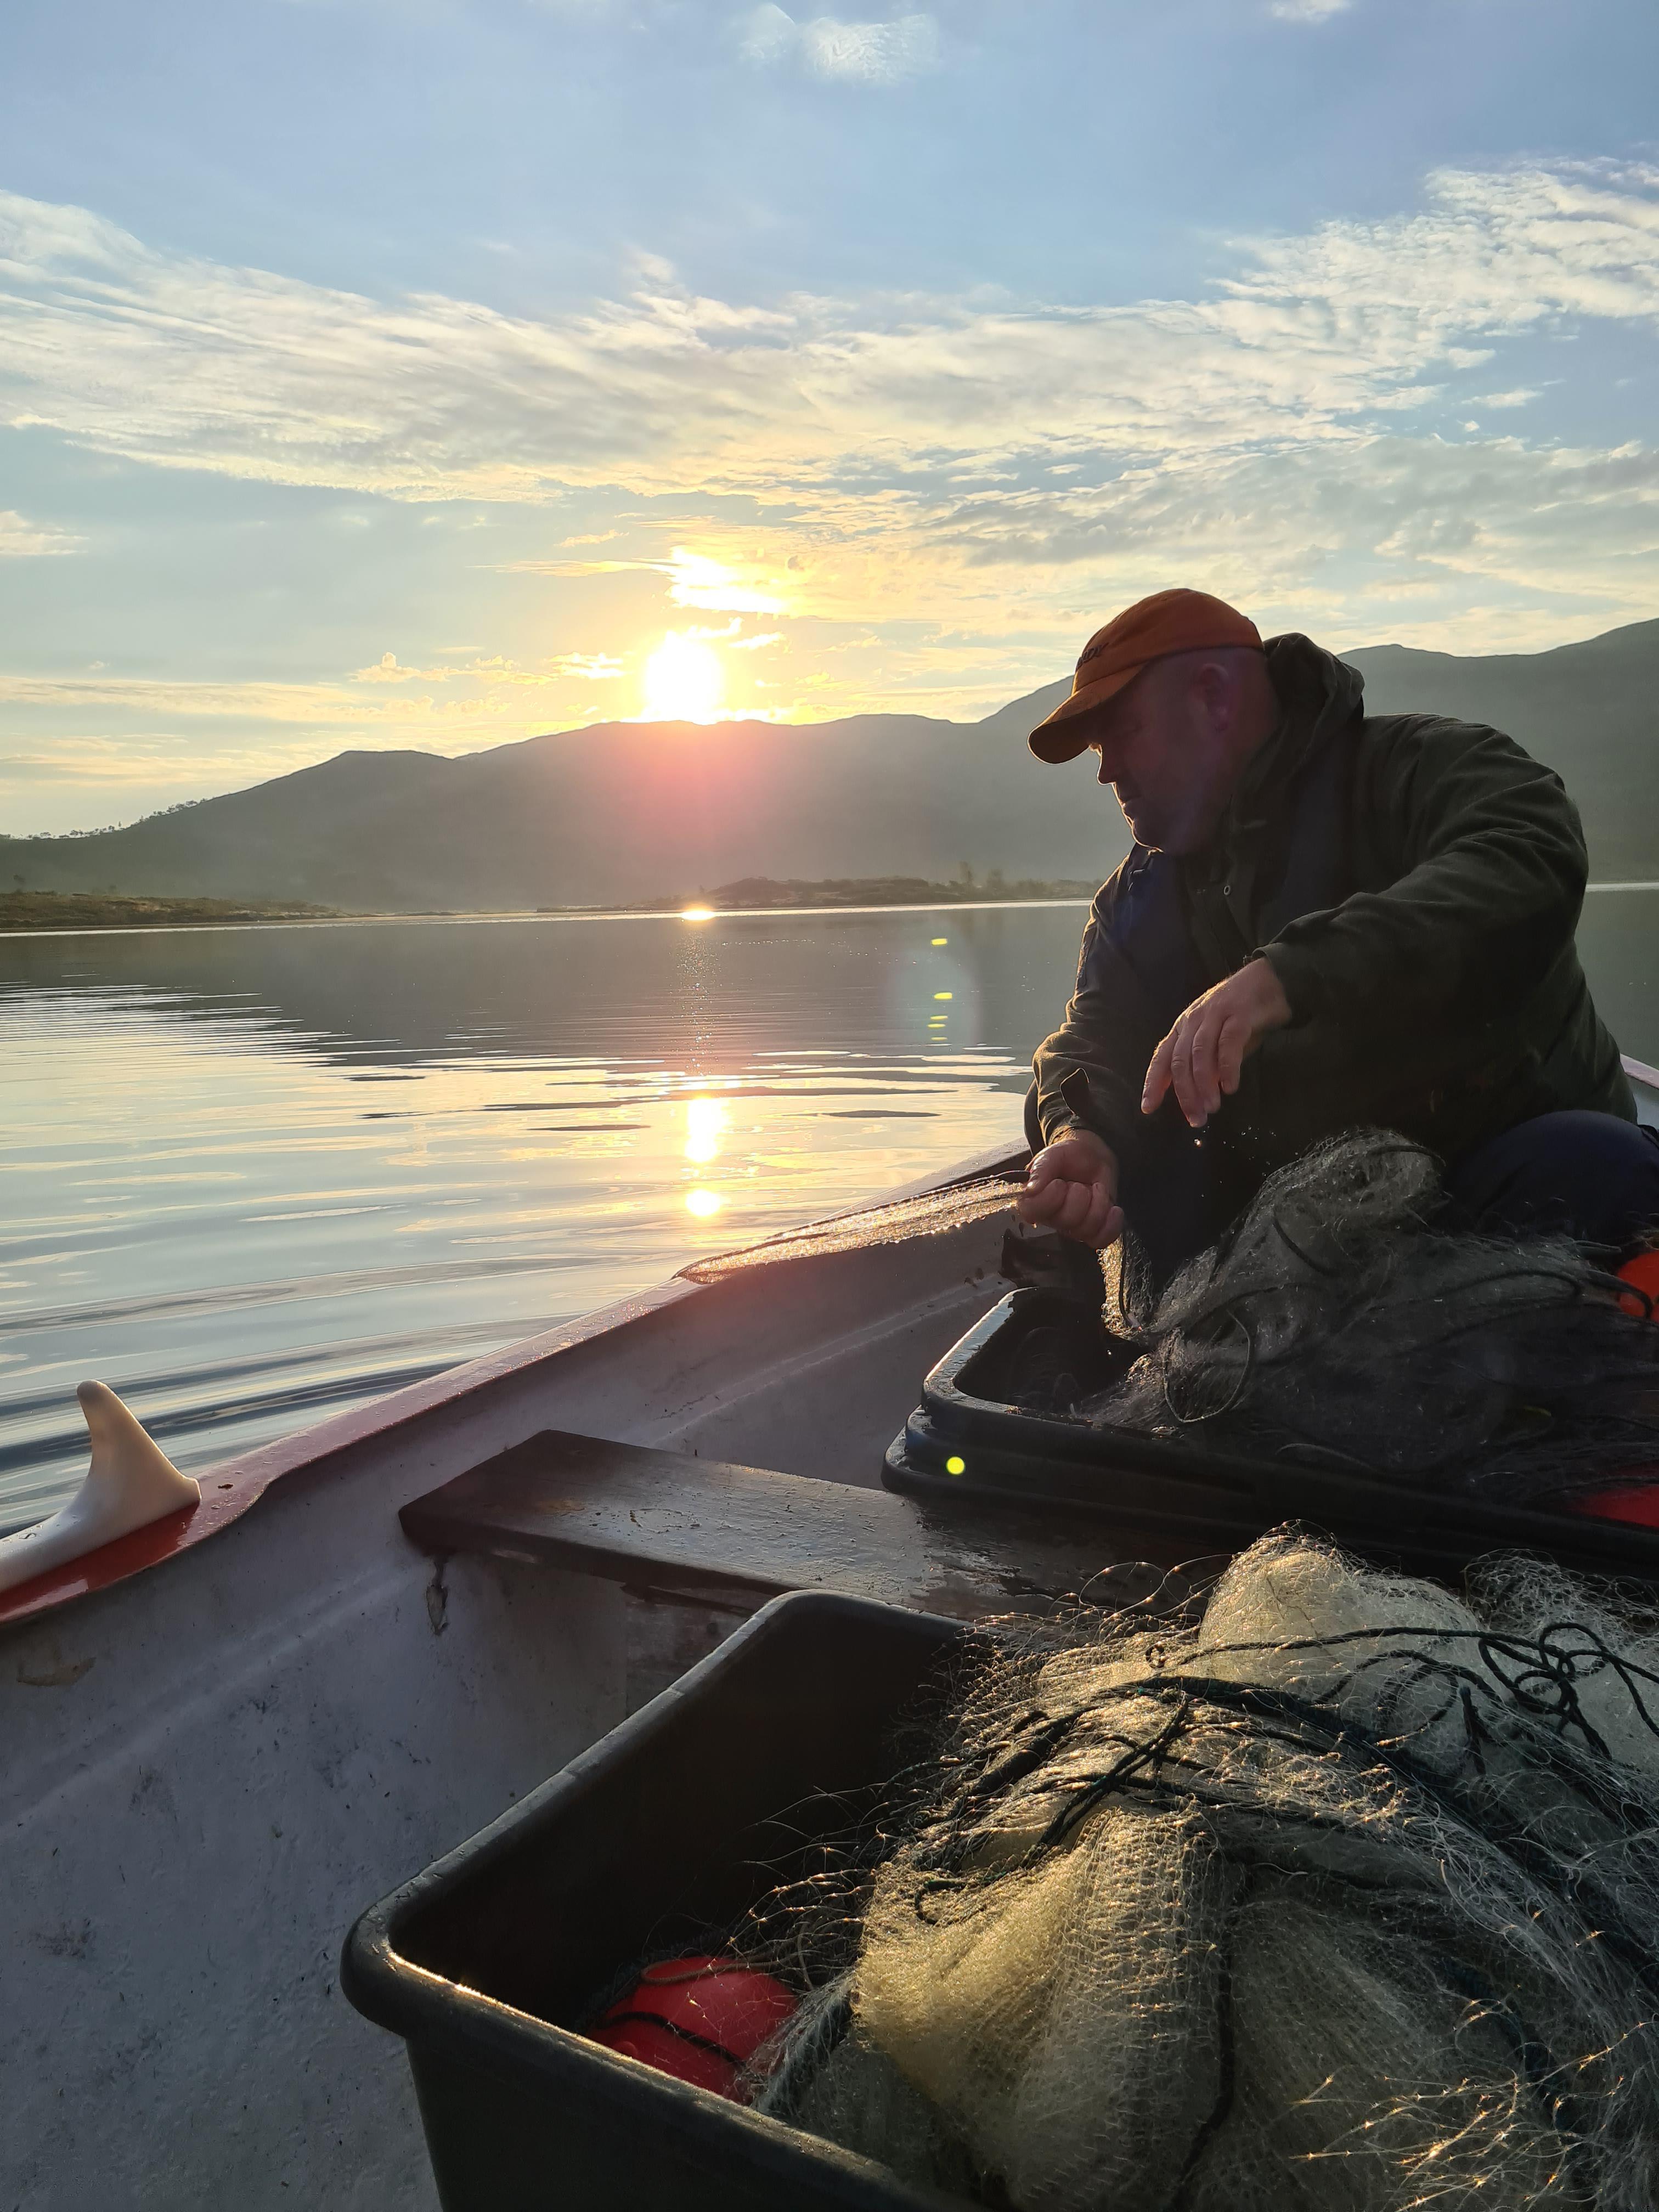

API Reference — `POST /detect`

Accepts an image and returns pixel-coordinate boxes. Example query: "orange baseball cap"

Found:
[1029,588,1263,763]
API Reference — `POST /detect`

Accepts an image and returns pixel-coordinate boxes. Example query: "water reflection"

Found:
[0,905,1086,1528]
[2,894,1652,1533]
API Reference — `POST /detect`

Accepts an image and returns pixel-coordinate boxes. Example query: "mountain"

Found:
[2,710,1140,910]
[4,619,1654,909]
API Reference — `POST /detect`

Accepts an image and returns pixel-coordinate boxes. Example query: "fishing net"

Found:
[738,1530,1659,2210]
[679,1175,1022,1283]
[1064,1132,1659,1504]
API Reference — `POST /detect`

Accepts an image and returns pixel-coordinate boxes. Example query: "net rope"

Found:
[678,1175,1021,1283]
[735,1531,1659,2209]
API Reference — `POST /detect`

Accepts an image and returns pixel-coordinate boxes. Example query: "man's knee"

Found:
[1448,1110,1659,1252]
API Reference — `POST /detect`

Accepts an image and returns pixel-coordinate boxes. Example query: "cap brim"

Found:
[1028,663,1144,763]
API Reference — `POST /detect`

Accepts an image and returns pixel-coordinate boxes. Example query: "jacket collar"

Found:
[1214,633,1367,850]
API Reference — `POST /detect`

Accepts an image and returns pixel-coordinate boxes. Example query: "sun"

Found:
[642,631,725,722]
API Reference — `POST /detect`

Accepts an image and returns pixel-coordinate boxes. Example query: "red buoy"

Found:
[589,1957,798,2102]
[1569,1252,1659,1524]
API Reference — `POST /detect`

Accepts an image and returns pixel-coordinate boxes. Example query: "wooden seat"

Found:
[400,1427,1199,1624]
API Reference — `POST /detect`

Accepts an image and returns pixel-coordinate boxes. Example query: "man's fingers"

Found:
[1188,1013,1225,1120]
[1171,1021,1205,1127]
[1020,1173,1124,1248]
[1054,1181,1099,1237]
[1217,1013,1251,1097]
[1141,1030,1176,1115]
[1143,963,1289,1129]
[1014,1177,1065,1224]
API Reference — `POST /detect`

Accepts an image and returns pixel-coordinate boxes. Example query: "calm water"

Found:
[2,893,1655,1533]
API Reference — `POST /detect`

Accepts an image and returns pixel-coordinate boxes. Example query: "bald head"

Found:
[1075,645,1278,854]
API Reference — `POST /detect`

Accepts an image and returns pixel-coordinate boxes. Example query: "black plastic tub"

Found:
[883,1284,1659,1583]
[341,1590,972,2212]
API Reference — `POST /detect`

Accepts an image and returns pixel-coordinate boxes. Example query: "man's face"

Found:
[1084,659,1236,855]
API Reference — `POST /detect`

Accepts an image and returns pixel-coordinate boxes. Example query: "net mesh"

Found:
[739,1531,1659,2209]
[1069,1131,1659,1503]
[678,1175,1022,1283]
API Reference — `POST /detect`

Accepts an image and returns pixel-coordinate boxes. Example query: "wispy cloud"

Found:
[1269,0,1353,21]
[1,164,1656,654]
[0,507,81,556]
[738,5,941,82]
[0,658,624,727]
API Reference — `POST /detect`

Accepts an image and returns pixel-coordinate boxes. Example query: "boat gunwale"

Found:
[5,1053,1654,1639]
[0,1137,1027,1634]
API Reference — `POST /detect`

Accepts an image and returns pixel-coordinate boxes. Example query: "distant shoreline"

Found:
[0,893,1099,939]
[0,892,340,933]
[0,877,1099,937]
[3,878,1656,940]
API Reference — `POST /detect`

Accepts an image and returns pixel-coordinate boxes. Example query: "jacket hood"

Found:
[1216,633,1364,846]
[1260,632,1365,772]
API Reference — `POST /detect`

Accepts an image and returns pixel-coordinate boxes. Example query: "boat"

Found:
[4,1061,1658,2210]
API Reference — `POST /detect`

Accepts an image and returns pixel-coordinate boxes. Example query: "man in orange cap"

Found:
[1016,588,1657,1283]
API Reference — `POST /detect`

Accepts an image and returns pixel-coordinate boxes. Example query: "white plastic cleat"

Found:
[0,1381,201,1596]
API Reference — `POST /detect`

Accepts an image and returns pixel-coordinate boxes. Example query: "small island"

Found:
[541,872,1100,917]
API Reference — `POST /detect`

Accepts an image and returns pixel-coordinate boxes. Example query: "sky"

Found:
[1,0,1656,833]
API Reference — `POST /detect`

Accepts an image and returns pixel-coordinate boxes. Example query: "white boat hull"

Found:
[2,1165,1020,2210]
[7,1071,1657,2210]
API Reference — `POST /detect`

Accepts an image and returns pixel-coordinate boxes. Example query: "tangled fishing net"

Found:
[678,1175,1021,1283]
[737,1531,1659,2209]
[1060,1132,1659,1504]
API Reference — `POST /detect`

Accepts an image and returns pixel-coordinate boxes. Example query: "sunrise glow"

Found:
[642,631,725,722]
[685,1188,723,1217]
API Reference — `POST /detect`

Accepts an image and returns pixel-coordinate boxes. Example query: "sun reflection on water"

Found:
[684,1095,727,1165]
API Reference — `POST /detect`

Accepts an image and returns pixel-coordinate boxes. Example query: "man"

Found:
[1017,588,1659,1282]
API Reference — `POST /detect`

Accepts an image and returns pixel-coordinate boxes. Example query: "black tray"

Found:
[883,1285,1659,1583]
[342,1590,973,2212]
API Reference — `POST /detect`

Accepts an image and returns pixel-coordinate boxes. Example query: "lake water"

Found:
[3,892,1655,1534]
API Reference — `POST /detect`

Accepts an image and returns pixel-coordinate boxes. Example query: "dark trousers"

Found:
[1023,1087,1659,1281]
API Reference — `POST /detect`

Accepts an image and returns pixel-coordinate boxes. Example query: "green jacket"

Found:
[1032,633,1633,1182]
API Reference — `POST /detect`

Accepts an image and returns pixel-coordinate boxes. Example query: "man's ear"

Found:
[1190,655,1235,729]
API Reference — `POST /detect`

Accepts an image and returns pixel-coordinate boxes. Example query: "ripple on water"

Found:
[0,907,1070,1528]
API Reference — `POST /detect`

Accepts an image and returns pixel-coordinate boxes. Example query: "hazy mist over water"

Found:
[2,893,1655,1532]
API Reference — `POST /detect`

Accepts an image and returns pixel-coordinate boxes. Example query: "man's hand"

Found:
[1015,1130,1124,1248]
[1142,957,1292,1128]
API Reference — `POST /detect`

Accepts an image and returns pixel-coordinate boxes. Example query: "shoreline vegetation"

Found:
[0,891,342,930]
[1,876,1100,933]
[616,872,1101,912]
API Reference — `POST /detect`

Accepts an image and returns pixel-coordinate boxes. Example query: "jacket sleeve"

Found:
[1259,718,1588,1039]
[1031,902,1172,1161]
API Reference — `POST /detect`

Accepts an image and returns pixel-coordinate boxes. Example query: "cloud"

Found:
[1,163,1656,659]
[0,507,81,556]
[737,6,940,82]
[665,547,787,613]
[0,655,623,727]
[0,735,304,788]
[1269,0,1352,20]
[4,166,1656,513]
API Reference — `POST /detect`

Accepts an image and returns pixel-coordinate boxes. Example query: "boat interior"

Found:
[7,1068,1659,2208]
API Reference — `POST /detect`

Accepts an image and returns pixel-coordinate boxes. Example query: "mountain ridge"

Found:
[5,618,1654,907]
